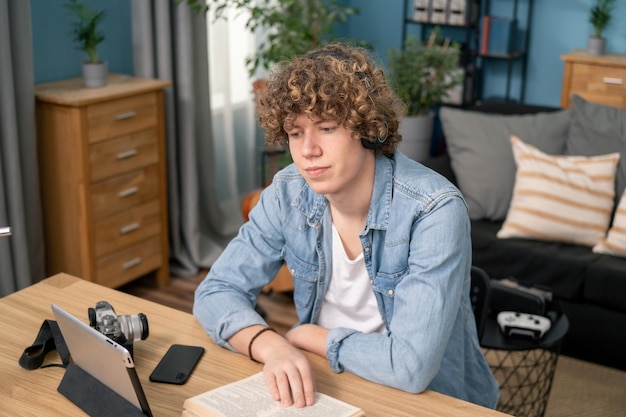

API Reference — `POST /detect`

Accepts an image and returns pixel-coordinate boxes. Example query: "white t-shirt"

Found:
[317,224,385,333]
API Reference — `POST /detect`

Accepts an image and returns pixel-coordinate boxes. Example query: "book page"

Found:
[183,372,364,417]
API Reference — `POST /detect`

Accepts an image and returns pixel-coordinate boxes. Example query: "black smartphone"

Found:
[149,344,205,385]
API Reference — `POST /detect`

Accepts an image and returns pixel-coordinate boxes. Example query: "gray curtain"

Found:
[0,0,46,296]
[131,0,237,276]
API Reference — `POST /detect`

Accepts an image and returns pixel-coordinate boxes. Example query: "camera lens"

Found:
[119,313,149,342]
[138,313,149,340]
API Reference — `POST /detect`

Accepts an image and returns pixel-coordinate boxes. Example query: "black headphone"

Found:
[361,121,388,150]
[361,138,384,150]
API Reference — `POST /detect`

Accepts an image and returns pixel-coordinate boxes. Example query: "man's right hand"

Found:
[229,325,317,408]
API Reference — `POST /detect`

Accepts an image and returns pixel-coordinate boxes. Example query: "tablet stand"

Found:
[57,363,145,417]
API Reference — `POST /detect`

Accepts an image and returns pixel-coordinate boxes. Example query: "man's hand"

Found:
[229,325,317,407]
[261,337,316,408]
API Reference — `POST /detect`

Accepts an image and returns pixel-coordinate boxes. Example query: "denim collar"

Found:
[290,154,395,231]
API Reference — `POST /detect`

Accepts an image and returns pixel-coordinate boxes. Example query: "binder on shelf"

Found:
[447,0,466,25]
[412,0,431,23]
[429,0,448,24]
[487,16,516,56]
[480,15,491,55]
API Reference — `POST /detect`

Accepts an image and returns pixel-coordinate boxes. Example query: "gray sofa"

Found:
[427,96,626,371]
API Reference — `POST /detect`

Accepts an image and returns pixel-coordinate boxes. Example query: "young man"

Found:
[193,43,499,409]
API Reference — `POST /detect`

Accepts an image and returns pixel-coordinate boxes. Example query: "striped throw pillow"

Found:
[497,136,620,247]
[593,190,626,256]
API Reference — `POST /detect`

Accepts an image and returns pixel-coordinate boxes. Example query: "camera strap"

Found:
[19,320,70,370]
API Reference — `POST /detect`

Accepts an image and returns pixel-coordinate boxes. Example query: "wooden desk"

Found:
[0,274,509,416]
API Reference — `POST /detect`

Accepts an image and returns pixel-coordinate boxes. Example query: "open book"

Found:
[182,372,364,417]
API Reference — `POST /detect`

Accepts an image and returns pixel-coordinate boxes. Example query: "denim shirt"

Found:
[193,151,499,408]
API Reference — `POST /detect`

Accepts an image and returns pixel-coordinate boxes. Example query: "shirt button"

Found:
[370,279,374,285]
[290,268,295,274]
[388,289,394,296]
[364,247,370,253]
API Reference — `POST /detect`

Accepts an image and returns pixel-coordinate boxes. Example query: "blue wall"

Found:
[31,0,626,106]
[31,0,133,84]
[347,0,626,107]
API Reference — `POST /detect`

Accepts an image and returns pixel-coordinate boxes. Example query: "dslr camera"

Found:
[88,300,149,356]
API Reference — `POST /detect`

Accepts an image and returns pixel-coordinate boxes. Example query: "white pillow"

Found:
[497,136,620,247]
[593,190,626,256]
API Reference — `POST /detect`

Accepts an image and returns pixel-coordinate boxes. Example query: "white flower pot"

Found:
[397,112,435,162]
[82,61,108,88]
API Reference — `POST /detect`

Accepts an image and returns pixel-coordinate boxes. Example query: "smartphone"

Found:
[149,344,205,385]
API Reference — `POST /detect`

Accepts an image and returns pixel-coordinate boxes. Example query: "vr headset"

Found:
[489,277,554,316]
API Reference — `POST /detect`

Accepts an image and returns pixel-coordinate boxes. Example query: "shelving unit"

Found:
[402,0,481,106]
[402,0,534,104]
[478,0,534,102]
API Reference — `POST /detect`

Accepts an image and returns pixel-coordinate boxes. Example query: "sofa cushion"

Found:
[472,220,594,300]
[594,190,626,256]
[473,220,626,314]
[497,136,619,247]
[439,106,571,221]
[584,255,626,313]
[566,95,626,201]
[557,299,626,371]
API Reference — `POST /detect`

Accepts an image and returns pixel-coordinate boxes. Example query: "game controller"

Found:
[497,311,551,339]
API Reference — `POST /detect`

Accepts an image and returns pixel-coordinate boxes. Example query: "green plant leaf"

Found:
[589,0,616,38]
[388,31,463,116]
[64,0,106,63]
[177,0,362,77]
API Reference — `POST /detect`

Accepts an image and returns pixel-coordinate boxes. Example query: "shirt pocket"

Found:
[372,267,408,318]
[283,248,319,308]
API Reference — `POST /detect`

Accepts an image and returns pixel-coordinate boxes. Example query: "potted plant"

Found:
[64,0,107,87]
[387,30,462,161]
[179,0,364,177]
[179,0,361,78]
[588,0,616,55]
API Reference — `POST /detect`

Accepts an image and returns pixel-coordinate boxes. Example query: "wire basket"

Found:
[483,347,560,417]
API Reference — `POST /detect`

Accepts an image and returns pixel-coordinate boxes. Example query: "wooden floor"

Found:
[119,270,298,335]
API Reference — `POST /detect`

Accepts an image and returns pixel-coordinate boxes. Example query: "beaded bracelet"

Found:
[248,327,276,363]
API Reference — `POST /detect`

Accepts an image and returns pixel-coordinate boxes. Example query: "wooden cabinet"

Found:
[35,74,171,288]
[561,50,626,109]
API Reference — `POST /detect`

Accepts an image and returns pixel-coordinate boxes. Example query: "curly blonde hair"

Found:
[257,43,405,156]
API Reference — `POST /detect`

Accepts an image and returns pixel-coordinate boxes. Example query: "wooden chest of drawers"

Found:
[561,50,626,109]
[35,74,171,288]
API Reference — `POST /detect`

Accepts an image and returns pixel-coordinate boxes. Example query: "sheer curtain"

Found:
[208,7,260,209]
[0,0,46,296]
[131,1,258,277]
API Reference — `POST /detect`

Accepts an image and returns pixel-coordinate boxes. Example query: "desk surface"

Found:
[0,274,509,417]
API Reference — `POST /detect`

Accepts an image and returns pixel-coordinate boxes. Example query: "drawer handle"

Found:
[602,77,623,85]
[118,186,139,198]
[122,257,142,270]
[115,111,138,120]
[120,222,141,235]
[117,149,139,160]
